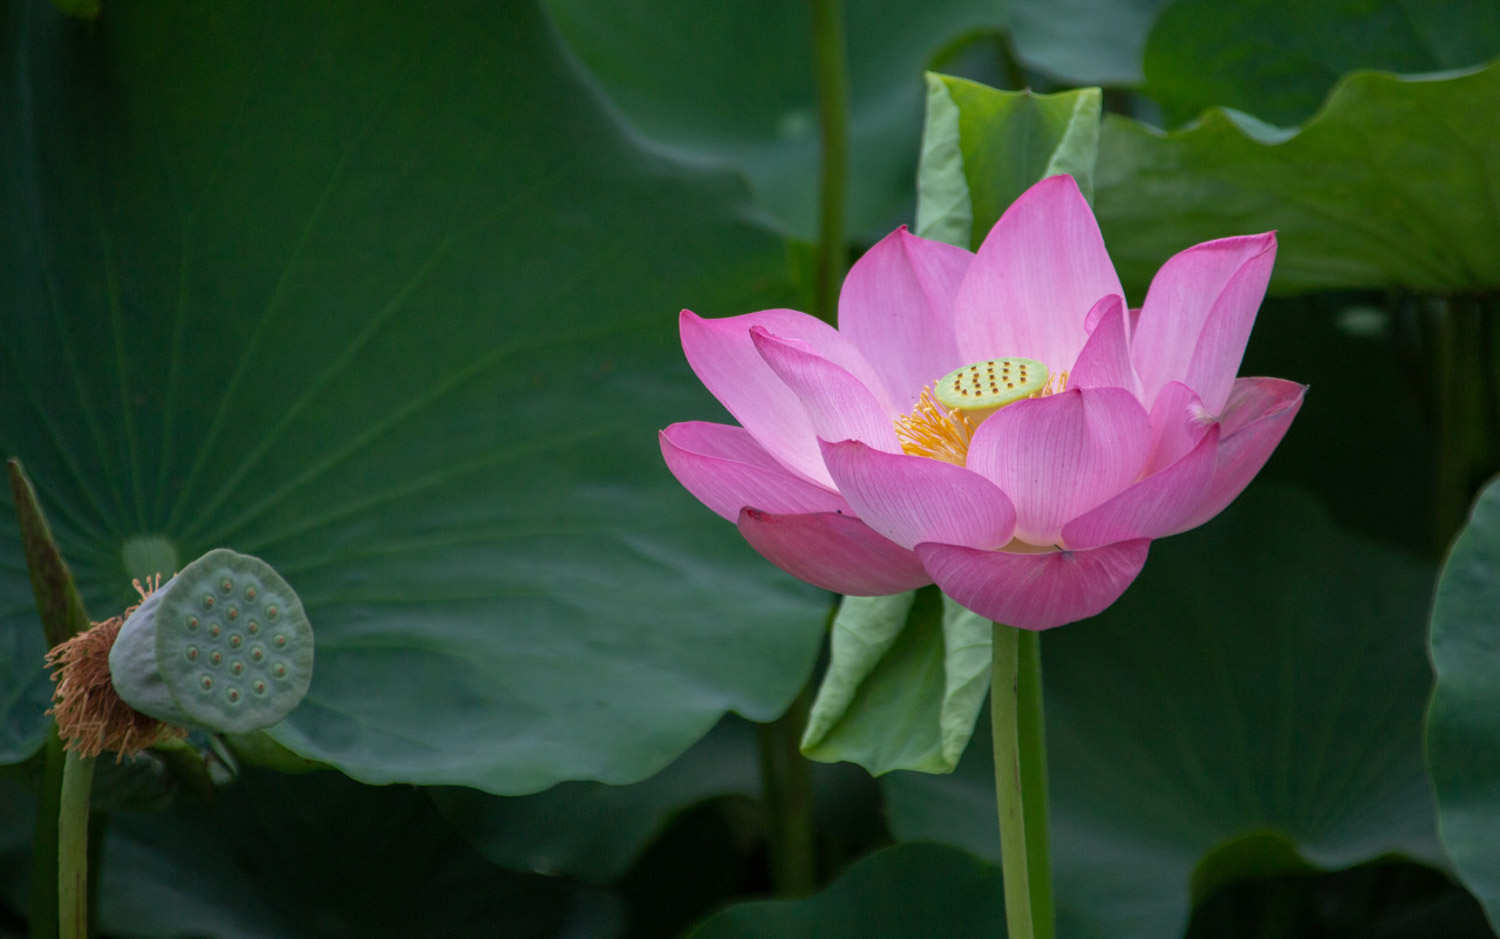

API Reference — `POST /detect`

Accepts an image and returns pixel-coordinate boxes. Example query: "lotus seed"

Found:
[202,595,215,609]
[231,661,244,675]
[251,646,265,662]
[245,586,257,602]
[186,647,198,661]
[229,634,242,648]
[248,621,260,635]
[253,680,267,695]
[227,688,240,703]
[209,651,222,666]
[228,607,239,620]
[267,605,279,619]
[274,634,287,648]
[209,623,221,637]
[273,663,287,678]
[220,578,233,594]
[201,676,213,690]
[188,616,199,631]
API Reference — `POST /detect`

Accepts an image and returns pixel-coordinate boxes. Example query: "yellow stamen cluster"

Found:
[893,388,975,465]
[893,362,1071,466]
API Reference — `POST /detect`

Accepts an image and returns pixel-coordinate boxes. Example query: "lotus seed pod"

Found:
[108,548,313,734]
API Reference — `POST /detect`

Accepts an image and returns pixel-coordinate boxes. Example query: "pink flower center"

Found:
[893,357,1068,465]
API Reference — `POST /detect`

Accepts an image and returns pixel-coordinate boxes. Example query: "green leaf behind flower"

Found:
[1142,0,1500,127]
[1098,61,1500,296]
[1426,475,1500,933]
[916,76,1102,249]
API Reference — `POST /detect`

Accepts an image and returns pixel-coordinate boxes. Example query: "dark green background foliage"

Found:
[4,0,1499,935]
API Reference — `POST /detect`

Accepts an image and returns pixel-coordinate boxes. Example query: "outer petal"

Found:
[751,327,902,453]
[660,422,849,522]
[953,175,1124,375]
[680,308,890,486]
[1144,380,1212,475]
[819,439,1016,551]
[738,508,931,595]
[916,539,1151,630]
[966,387,1151,546]
[839,227,971,410]
[1068,296,1141,399]
[1061,425,1220,550]
[1131,232,1277,412]
[1176,378,1307,532]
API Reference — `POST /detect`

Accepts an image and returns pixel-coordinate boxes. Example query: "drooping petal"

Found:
[953,175,1124,375]
[839,227,970,410]
[1131,232,1277,411]
[819,439,1016,550]
[738,508,931,595]
[680,308,888,486]
[660,422,849,522]
[1144,380,1212,475]
[1061,425,1220,549]
[966,386,1151,546]
[751,327,903,452]
[916,539,1151,631]
[1175,378,1307,532]
[1068,296,1140,399]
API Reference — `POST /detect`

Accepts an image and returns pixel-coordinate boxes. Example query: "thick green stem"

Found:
[990,623,1054,939]
[757,681,817,896]
[29,728,66,939]
[58,749,95,939]
[809,0,848,325]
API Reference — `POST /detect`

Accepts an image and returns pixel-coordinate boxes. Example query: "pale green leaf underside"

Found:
[1426,476,1500,933]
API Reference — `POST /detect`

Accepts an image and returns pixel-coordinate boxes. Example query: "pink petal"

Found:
[839,227,971,410]
[916,539,1151,630]
[1131,233,1277,412]
[660,422,849,522]
[1177,378,1306,531]
[966,387,1151,546]
[1061,425,1220,550]
[819,439,1016,550]
[1067,296,1140,398]
[738,508,931,595]
[1144,381,1212,475]
[953,175,1124,375]
[680,308,889,486]
[751,327,902,453]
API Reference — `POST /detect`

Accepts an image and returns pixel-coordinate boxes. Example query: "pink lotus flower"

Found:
[660,175,1304,629]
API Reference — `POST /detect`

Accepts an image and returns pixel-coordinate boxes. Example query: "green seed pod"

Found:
[109,548,313,734]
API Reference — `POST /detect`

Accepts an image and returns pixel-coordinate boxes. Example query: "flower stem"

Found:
[809,0,849,325]
[57,749,95,939]
[29,727,66,939]
[757,681,817,895]
[990,623,1054,939]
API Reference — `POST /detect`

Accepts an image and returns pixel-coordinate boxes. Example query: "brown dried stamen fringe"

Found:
[45,577,185,761]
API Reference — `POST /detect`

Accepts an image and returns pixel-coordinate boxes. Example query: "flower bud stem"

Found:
[58,749,96,939]
[990,623,1054,939]
[809,0,848,326]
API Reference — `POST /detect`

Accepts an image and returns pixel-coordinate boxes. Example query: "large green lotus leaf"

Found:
[915,77,1101,250]
[544,0,1003,241]
[884,486,1445,937]
[1143,0,1500,126]
[427,716,762,883]
[0,0,829,789]
[93,769,618,938]
[1094,61,1500,296]
[1427,476,1500,932]
[1007,0,1173,86]
[688,842,1006,938]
